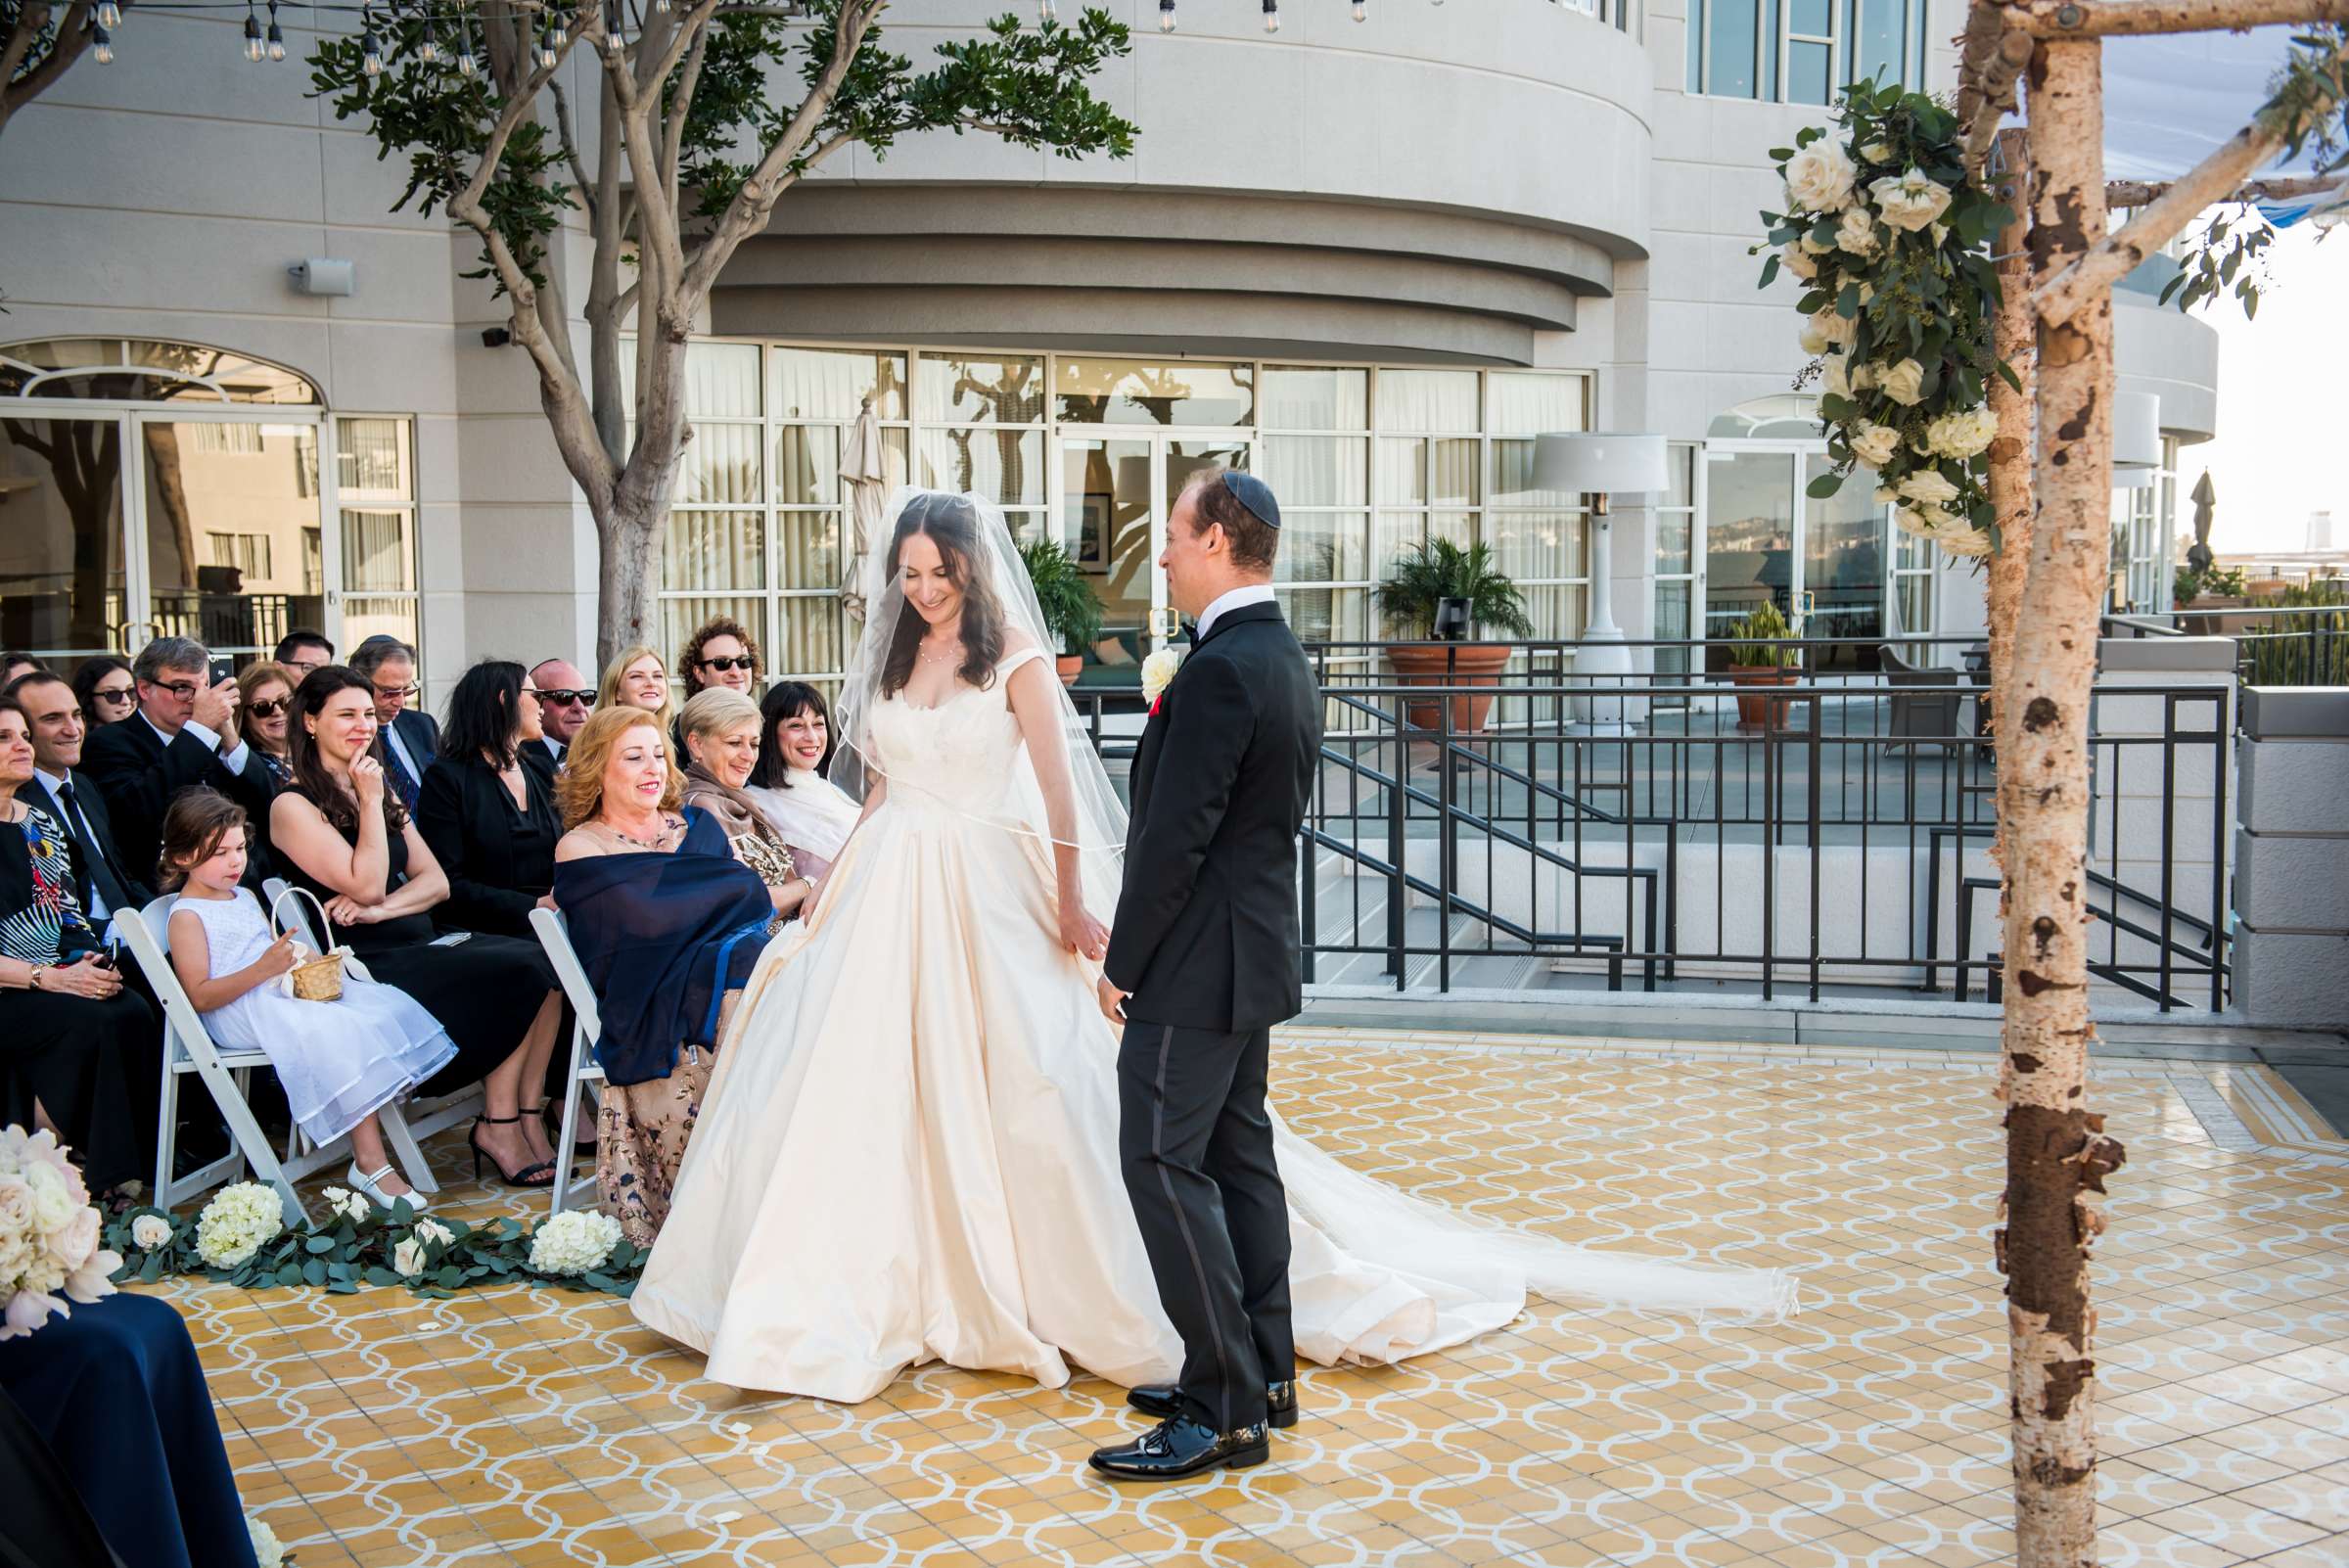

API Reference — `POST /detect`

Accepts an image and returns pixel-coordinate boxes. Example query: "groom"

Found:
[1090,468,1321,1482]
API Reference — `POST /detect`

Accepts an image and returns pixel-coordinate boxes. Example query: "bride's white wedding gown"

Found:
[631,648,1792,1401]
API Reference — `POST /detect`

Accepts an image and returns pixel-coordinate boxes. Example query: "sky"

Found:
[2183,224,2349,556]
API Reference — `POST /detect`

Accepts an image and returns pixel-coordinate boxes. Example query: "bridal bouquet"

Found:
[1754,79,2015,561]
[0,1126,121,1341]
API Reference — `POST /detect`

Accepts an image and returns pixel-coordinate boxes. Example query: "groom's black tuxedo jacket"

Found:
[1106,600,1321,1034]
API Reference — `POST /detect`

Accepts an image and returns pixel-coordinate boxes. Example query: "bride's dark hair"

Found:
[879,493,1006,699]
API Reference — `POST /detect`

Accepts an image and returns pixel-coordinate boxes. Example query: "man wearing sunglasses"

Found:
[79,636,275,893]
[680,617,762,701]
[526,658,591,772]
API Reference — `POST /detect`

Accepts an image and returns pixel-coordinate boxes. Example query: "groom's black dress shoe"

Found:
[1087,1414,1269,1480]
[1127,1379,1298,1431]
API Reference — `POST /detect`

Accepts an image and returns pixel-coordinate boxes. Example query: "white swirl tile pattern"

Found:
[146,1028,2349,1567]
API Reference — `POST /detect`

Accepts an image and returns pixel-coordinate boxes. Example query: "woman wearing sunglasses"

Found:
[235,661,299,788]
[70,656,136,731]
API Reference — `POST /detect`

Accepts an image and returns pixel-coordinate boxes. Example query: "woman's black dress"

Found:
[278,788,553,1096]
[413,755,559,940]
[0,806,158,1192]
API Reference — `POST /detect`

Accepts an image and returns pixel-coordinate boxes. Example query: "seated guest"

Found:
[269,668,565,1188]
[1,653,41,686]
[70,655,135,731]
[0,697,157,1196]
[79,636,274,891]
[233,659,297,887]
[6,669,150,923]
[678,688,813,922]
[272,628,336,678]
[679,616,762,701]
[415,661,560,939]
[0,1291,266,1568]
[745,680,857,882]
[348,634,437,815]
[161,791,453,1211]
[553,707,773,1244]
[596,643,672,744]
[528,657,591,772]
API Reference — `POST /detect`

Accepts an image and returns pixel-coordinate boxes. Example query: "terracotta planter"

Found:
[1384,642,1514,734]
[1055,653,1083,688]
[1727,665,1798,729]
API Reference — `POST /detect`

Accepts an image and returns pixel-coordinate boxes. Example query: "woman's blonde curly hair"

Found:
[557,705,684,831]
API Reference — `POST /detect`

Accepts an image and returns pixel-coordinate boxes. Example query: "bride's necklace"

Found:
[917,637,961,667]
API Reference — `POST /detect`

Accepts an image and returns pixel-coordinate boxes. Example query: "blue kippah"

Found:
[1221,470,1281,530]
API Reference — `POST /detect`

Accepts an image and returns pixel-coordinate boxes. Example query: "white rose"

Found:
[1938,527,1995,558]
[44,1206,98,1271]
[1849,423,1902,468]
[1927,406,2000,460]
[1798,324,1830,356]
[62,1252,118,1306]
[130,1215,173,1251]
[1874,486,1901,505]
[1894,505,1940,538]
[1819,354,1852,400]
[1798,233,1832,256]
[249,1516,286,1568]
[1781,244,1819,281]
[1899,470,1962,508]
[528,1210,622,1276]
[1140,648,1184,706]
[22,1165,73,1231]
[1869,168,1954,233]
[1879,357,1927,406]
[1850,361,1878,391]
[1860,141,1892,163]
[194,1181,284,1270]
[1810,306,1855,349]
[1857,282,1875,305]
[415,1219,454,1249]
[1784,141,1859,213]
[1835,207,1882,258]
[392,1237,427,1278]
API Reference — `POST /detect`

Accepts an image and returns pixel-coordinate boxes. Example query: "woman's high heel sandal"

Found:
[469,1114,556,1189]
[346,1160,430,1212]
[525,1097,595,1155]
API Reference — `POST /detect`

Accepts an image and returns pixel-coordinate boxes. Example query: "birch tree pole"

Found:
[310,0,1135,665]
[1956,9,2347,1563]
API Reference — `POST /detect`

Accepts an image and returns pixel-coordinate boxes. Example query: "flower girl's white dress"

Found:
[173,889,457,1145]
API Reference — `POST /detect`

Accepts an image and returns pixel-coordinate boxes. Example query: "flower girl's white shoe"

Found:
[347,1161,431,1212]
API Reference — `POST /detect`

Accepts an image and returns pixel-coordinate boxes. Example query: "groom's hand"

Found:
[1096,977,1128,1027]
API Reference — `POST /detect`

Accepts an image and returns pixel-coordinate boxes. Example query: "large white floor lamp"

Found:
[1533,432,1668,731]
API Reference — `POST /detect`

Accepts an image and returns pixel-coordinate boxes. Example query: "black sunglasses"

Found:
[699,655,757,673]
[248,699,288,717]
[537,688,593,705]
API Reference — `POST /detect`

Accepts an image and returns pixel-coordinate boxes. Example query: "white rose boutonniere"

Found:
[1140,649,1183,712]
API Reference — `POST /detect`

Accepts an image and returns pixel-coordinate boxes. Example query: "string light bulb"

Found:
[1037,0,1053,21]
[547,11,569,46]
[265,0,286,59]
[1353,0,1367,17]
[653,0,670,13]
[536,30,557,67]
[417,14,440,63]
[244,4,264,61]
[92,20,114,61]
[95,1,119,26]
[1263,0,1278,31]
[455,19,478,75]
[1158,0,1174,31]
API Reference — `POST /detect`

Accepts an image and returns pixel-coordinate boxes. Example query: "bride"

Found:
[630,489,1794,1402]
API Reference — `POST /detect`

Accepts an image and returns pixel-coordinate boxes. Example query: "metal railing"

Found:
[2111,602,2349,688]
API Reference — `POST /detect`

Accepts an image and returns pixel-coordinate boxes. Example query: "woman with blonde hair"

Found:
[596,644,672,745]
[552,705,774,1242]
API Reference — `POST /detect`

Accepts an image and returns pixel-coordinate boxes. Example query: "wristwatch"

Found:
[28,965,45,991]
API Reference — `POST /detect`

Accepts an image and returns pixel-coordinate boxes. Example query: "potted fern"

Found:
[1375,538,1534,733]
[1725,601,1801,728]
[1018,535,1105,686]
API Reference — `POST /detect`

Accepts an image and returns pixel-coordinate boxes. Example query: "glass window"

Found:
[143,420,324,662]
[918,428,1043,507]
[336,416,419,661]
[0,338,320,404]
[0,416,127,669]
[678,422,764,507]
[1260,367,1366,431]
[918,354,1044,425]
[684,343,761,419]
[773,346,906,422]
[1690,0,1919,102]
[1374,369,1479,432]
[1053,358,1254,427]
[666,511,765,592]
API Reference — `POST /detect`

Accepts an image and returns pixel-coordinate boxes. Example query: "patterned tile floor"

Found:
[152,1028,2349,1567]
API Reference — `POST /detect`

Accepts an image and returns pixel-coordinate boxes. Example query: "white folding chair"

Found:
[263,875,478,1176]
[530,905,605,1216]
[122,894,437,1226]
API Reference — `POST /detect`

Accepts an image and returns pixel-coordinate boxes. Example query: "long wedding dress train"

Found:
[630,649,1795,1401]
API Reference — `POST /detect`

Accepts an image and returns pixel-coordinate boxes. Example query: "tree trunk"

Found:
[2004,39,2129,1568]
[1987,122,2035,1065]
[594,493,666,673]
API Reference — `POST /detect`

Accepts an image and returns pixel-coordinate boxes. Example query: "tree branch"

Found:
[1,2,55,97]
[662,22,711,206]
[1,0,96,137]
[598,27,688,305]
[2038,31,2349,326]
[2106,172,2345,207]
[1957,2,2035,175]
[549,76,598,226]
[2011,0,2349,35]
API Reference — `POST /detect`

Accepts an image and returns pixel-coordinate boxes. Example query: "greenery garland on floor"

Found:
[104,1181,646,1301]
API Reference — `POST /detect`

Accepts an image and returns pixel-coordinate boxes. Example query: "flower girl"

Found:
[161,789,457,1210]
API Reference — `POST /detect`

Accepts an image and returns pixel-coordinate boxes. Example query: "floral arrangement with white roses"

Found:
[108,1181,644,1300]
[0,1126,121,1341]
[1755,79,2016,561]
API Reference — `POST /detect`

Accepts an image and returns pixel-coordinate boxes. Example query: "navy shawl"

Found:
[552,807,775,1086]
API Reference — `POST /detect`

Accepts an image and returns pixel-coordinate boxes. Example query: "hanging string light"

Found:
[1353,0,1367,18]
[417,10,441,64]
[243,0,264,60]
[358,5,383,74]
[1262,0,1278,31]
[652,0,670,14]
[547,8,570,47]
[91,19,114,60]
[454,13,479,74]
[265,0,286,59]
[94,0,120,27]
[1037,0,1054,23]
[1158,0,1175,32]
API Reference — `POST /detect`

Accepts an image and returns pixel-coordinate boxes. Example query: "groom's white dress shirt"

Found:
[1194,583,1276,643]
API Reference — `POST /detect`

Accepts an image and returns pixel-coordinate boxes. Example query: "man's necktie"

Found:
[57,781,133,915]
[387,741,423,815]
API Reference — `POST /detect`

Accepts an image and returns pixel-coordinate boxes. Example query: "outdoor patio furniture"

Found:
[1879,644,1965,754]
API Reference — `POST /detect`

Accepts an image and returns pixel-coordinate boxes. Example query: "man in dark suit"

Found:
[5,671,152,922]
[80,638,275,894]
[349,635,438,812]
[527,657,590,772]
[1090,469,1321,1483]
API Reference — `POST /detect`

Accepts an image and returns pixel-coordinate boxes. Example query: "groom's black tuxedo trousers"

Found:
[1105,600,1322,1434]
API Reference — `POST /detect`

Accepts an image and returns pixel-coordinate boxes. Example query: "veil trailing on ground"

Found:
[831,487,1128,916]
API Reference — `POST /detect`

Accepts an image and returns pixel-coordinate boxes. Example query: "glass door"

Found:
[1704,444,1894,672]
[1702,449,1797,669]
[136,413,326,666]
[0,414,131,669]
[1802,453,1886,672]
[1052,430,1254,691]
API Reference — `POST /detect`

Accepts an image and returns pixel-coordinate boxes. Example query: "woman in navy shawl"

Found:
[554,707,776,1243]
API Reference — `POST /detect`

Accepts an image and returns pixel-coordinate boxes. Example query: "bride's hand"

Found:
[1060,901,1109,962]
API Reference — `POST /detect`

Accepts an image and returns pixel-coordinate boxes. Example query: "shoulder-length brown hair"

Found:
[879,492,1005,699]
[234,661,295,754]
[287,666,407,836]
[557,705,685,831]
[157,788,251,893]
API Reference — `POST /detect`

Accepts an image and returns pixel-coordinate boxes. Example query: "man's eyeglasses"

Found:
[248,699,288,718]
[371,684,420,702]
[699,655,756,673]
[149,680,202,701]
[94,686,135,705]
[537,688,593,706]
